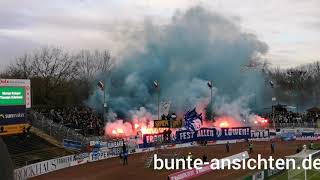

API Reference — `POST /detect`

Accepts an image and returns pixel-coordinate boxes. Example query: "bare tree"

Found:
[1,47,114,106]
[31,47,79,84]
[76,49,114,81]
[97,50,114,76]
[267,61,320,108]
[2,54,33,79]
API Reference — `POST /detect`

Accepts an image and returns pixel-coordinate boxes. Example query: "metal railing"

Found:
[30,111,104,144]
[274,122,316,128]
[29,110,319,145]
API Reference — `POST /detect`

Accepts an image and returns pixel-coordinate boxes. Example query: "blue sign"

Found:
[74,153,89,160]
[142,133,164,147]
[301,132,315,137]
[142,127,251,147]
[0,105,26,125]
[281,133,296,141]
[90,140,124,156]
[221,127,251,140]
[91,140,123,148]
[176,128,217,143]
[90,151,107,161]
[63,139,83,150]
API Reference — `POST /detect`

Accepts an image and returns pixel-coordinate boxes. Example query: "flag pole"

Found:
[158,85,160,121]
[154,80,160,120]
[211,83,213,120]
[208,80,213,120]
[98,81,106,122]
[103,87,106,122]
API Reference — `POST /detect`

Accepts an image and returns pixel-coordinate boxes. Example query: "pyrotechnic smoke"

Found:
[87,6,269,135]
[105,107,163,137]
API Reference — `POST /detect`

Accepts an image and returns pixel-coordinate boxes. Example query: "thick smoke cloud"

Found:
[88,6,268,120]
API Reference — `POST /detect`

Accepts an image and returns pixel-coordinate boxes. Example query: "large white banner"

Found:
[160,101,171,116]
[14,155,74,180]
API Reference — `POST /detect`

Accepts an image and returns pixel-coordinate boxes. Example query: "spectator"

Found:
[271,141,275,154]
[261,108,319,128]
[226,141,230,153]
[122,143,127,153]
[41,106,104,136]
[123,150,128,166]
[249,142,253,153]
[296,146,301,153]
[310,141,314,150]
[202,154,208,162]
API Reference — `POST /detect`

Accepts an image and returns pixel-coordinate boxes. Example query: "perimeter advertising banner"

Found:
[89,151,108,162]
[250,129,270,139]
[90,140,125,156]
[0,105,26,125]
[63,139,83,150]
[14,155,74,180]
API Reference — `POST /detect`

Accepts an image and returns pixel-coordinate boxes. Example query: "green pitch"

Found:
[271,169,320,180]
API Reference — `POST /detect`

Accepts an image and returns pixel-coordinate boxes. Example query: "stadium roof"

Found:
[307,107,320,113]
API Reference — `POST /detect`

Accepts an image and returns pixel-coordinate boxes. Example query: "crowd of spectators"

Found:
[261,106,320,128]
[35,104,320,137]
[39,106,104,136]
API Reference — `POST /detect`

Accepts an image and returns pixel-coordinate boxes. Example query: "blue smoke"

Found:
[87,6,268,120]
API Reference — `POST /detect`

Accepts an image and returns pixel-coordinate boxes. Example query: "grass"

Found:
[270,169,320,180]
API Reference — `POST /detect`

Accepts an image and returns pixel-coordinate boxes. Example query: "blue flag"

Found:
[184,108,203,131]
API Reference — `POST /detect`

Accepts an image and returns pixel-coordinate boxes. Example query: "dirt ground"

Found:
[32,140,315,180]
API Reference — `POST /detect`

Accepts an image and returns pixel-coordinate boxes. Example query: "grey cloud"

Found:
[0,35,40,68]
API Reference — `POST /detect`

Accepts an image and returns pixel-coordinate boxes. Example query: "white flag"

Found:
[207,81,212,88]
[160,101,171,116]
[153,81,158,88]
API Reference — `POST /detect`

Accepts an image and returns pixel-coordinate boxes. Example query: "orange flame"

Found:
[219,121,230,128]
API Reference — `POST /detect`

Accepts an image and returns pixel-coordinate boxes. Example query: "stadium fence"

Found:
[30,111,104,145]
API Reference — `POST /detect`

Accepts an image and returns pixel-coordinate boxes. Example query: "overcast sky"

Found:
[0,0,319,69]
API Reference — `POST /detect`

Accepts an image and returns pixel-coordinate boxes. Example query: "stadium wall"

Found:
[13,141,198,180]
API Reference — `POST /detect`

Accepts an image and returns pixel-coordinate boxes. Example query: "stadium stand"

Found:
[38,106,104,136]
[261,104,320,128]
[2,132,74,168]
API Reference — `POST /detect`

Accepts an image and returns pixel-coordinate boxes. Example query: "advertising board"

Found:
[14,155,74,180]
[0,87,25,106]
[0,105,26,125]
[63,139,83,150]
[154,119,182,128]
[89,151,108,162]
[0,79,31,108]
